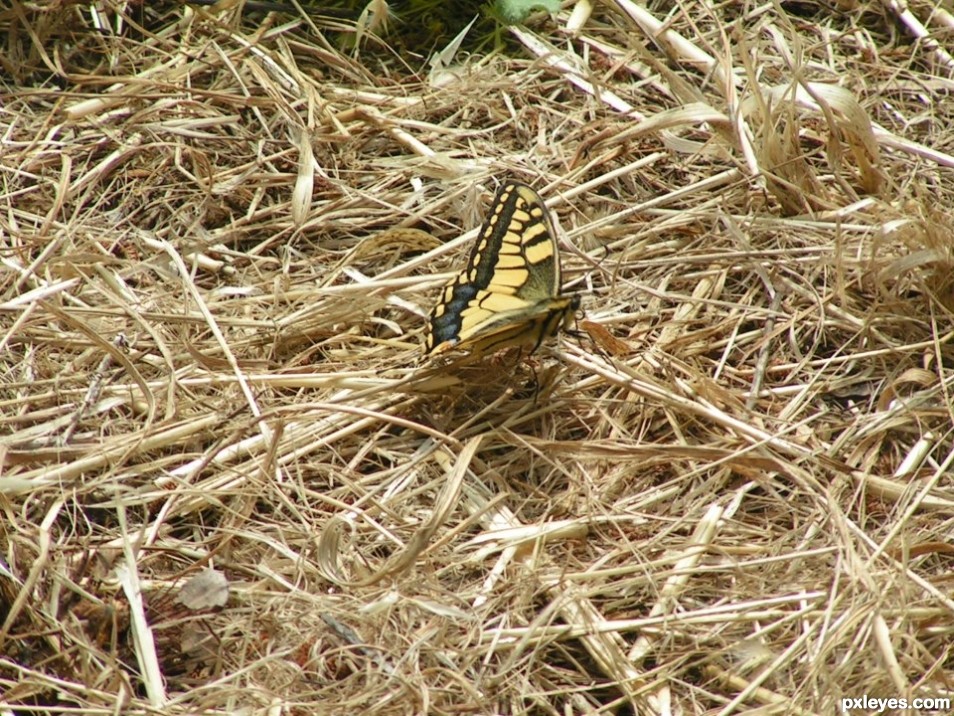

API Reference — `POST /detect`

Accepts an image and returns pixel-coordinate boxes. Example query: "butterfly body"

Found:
[424,182,580,359]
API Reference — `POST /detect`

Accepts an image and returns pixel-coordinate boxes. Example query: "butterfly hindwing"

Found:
[424,182,579,358]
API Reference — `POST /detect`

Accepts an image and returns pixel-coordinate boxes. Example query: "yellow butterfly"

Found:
[424,182,580,359]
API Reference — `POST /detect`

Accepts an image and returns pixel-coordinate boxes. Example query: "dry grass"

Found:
[3,1,954,714]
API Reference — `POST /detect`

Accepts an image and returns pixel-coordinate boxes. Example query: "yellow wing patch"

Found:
[424,182,580,359]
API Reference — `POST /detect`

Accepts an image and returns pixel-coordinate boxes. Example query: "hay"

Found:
[2,1,954,714]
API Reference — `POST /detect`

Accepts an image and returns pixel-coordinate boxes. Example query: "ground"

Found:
[2,1,954,714]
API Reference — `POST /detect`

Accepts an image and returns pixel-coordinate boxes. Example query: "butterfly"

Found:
[424,182,580,359]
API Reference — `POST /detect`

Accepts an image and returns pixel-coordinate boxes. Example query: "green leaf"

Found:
[494,0,560,24]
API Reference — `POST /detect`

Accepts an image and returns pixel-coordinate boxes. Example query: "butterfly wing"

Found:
[425,182,577,358]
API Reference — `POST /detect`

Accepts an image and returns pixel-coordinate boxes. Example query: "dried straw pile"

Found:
[3,1,954,714]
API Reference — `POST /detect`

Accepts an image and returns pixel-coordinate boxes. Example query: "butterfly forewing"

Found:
[424,182,578,358]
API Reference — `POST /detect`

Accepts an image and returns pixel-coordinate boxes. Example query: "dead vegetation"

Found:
[2,1,954,714]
